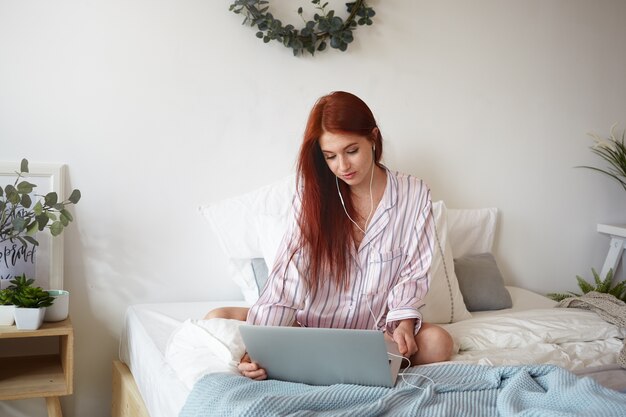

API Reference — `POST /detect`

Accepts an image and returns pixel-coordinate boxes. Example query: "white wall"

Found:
[1,1,625,415]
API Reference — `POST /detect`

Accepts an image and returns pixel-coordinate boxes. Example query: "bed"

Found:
[112,176,626,417]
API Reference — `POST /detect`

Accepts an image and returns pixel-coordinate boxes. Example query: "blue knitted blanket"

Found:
[179,364,626,417]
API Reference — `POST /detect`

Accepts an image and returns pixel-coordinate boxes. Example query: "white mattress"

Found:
[119,288,625,417]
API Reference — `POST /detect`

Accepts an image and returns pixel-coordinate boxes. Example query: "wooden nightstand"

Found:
[0,318,74,417]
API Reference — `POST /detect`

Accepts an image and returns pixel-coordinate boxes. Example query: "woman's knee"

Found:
[413,323,454,364]
[204,307,249,321]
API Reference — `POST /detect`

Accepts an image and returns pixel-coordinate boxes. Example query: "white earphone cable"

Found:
[336,149,375,234]
[386,352,436,390]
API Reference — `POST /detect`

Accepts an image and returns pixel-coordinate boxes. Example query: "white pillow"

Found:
[447,207,498,258]
[419,201,473,324]
[199,175,294,303]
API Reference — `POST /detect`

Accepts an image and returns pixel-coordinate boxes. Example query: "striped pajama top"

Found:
[247,169,435,334]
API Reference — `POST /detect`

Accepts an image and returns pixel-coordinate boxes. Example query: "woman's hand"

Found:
[391,318,418,358]
[238,353,267,380]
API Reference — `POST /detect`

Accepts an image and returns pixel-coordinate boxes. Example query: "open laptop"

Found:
[238,325,403,387]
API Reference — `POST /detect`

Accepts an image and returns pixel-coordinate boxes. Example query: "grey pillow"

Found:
[251,258,270,295]
[453,252,512,312]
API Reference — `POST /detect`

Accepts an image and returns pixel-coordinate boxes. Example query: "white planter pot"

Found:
[44,290,69,322]
[14,307,46,330]
[0,305,15,325]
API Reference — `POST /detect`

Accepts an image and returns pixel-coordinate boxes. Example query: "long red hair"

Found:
[295,91,383,292]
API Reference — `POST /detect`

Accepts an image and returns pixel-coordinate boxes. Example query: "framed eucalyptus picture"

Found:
[0,161,67,290]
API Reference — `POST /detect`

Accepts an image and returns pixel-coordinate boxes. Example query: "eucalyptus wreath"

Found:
[229,0,375,56]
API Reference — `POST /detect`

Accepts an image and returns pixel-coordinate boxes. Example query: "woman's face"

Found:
[319,130,376,188]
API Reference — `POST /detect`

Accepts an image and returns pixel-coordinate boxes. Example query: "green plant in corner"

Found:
[547,268,626,302]
[8,274,54,308]
[0,158,81,248]
[579,124,626,191]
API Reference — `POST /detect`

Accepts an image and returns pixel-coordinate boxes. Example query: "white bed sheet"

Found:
[119,288,625,417]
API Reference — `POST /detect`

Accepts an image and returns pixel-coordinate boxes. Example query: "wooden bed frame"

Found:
[111,361,150,417]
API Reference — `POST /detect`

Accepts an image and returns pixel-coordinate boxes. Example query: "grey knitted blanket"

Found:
[558,292,626,368]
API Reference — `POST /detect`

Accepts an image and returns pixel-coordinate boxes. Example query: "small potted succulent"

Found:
[9,275,55,330]
[0,287,16,325]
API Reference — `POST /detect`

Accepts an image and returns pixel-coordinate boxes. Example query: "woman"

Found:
[207,91,453,380]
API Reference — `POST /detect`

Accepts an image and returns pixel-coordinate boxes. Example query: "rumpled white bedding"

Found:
[442,308,626,369]
[165,307,626,390]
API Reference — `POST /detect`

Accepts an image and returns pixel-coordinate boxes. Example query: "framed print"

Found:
[0,161,66,290]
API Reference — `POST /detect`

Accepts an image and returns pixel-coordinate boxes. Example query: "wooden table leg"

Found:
[46,396,63,417]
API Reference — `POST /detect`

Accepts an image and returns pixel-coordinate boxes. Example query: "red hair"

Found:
[295,91,383,292]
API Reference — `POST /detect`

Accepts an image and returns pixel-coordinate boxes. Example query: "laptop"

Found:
[238,325,403,387]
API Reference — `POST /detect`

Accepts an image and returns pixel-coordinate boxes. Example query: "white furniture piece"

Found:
[597,224,626,278]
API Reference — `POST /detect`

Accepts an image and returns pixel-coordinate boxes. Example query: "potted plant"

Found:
[0,287,16,325]
[9,275,54,330]
[1,158,81,298]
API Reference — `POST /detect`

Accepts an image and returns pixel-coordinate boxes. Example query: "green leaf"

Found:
[546,292,570,301]
[598,268,613,293]
[11,217,27,233]
[20,193,32,209]
[609,279,626,300]
[591,267,602,286]
[16,180,35,194]
[26,221,39,237]
[44,192,58,207]
[36,213,49,231]
[5,185,19,204]
[33,200,43,216]
[68,189,81,204]
[20,158,29,173]
[576,275,595,294]
[50,221,63,236]
[330,35,342,48]
[60,211,69,226]
[329,16,343,31]
[23,235,38,246]
[60,209,73,223]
